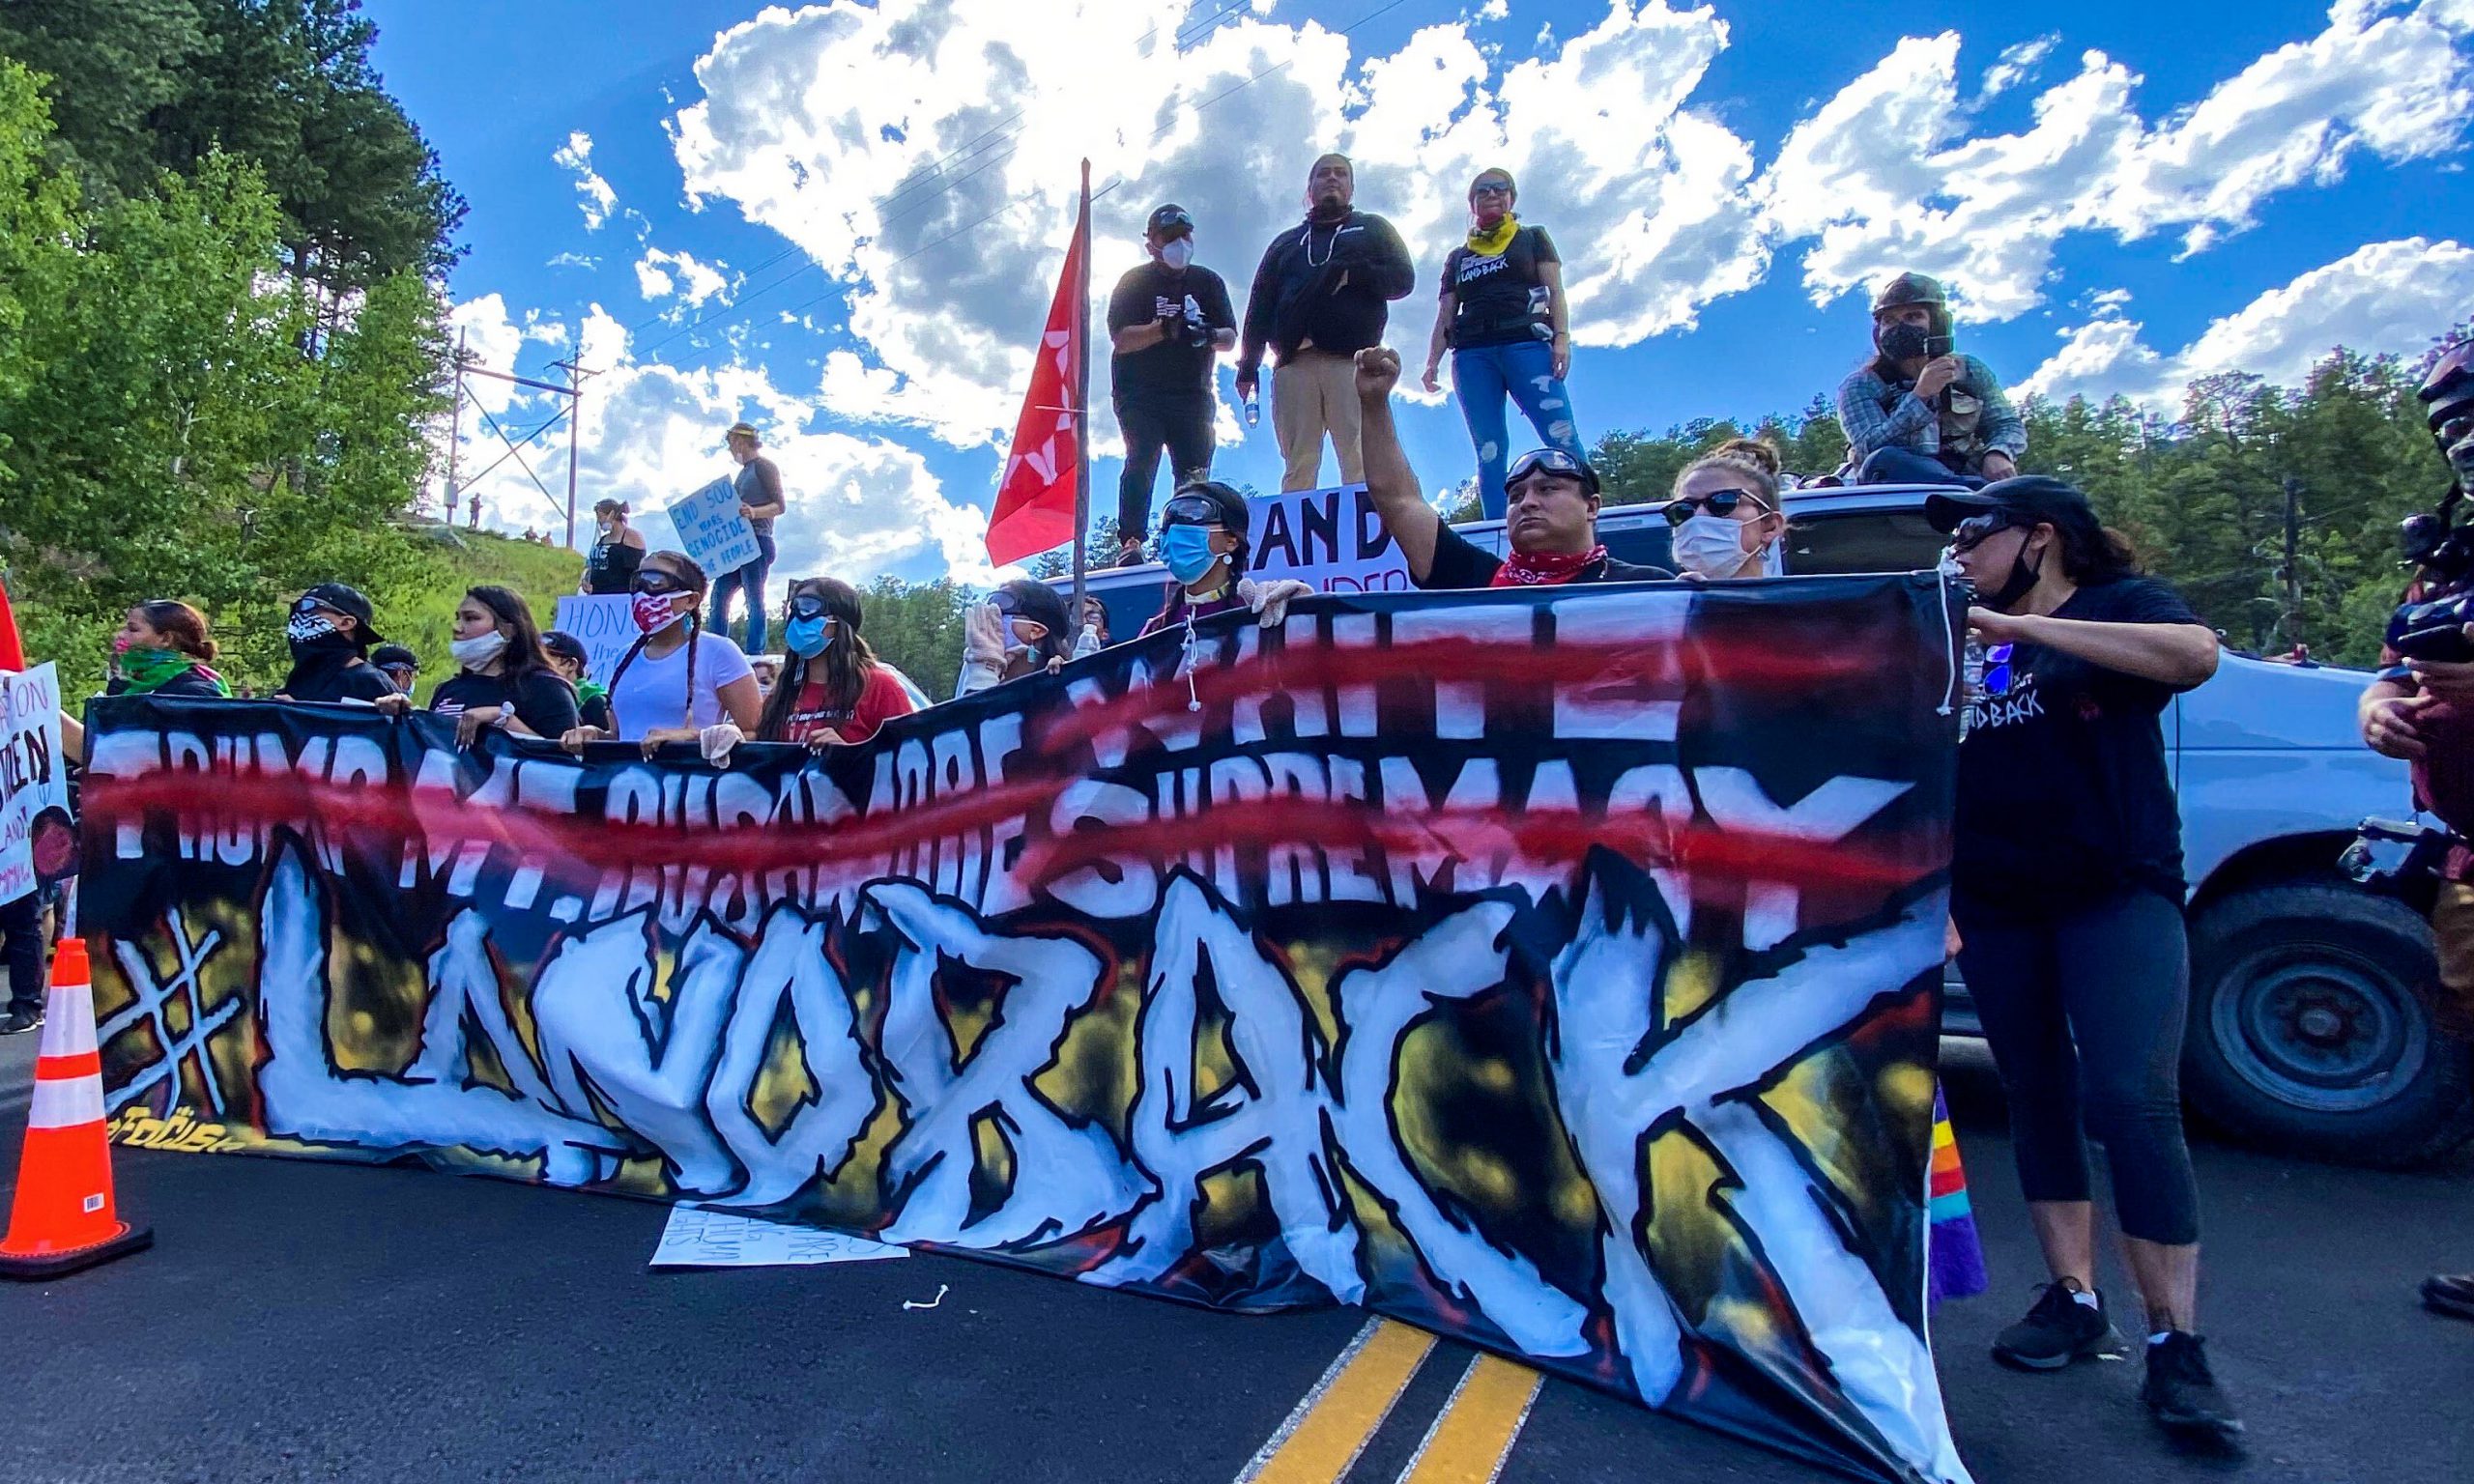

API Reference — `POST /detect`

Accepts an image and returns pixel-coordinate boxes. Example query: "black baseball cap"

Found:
[1147,204,1194,240]
[298,582,384,645]
[370,644,419,672]
[1923,475,2091,535]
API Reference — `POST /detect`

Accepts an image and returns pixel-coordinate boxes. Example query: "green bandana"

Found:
[119,647,230,697]
[577,679,610,704]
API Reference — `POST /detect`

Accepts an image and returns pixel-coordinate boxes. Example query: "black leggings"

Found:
[1115,398,1215,543]
[1,891,44,1014]
[1954,887,2201,1245]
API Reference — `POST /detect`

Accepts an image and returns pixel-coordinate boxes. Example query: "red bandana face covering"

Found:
[1490,544,1607,587]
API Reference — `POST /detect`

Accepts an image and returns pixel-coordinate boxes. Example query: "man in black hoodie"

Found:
[1236,154,1415,493]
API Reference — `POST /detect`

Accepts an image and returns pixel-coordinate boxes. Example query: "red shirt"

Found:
[2381,574,2474,878]
[780,666,914,746]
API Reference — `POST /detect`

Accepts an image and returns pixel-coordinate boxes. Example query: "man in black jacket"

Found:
[1236,154,1415,492]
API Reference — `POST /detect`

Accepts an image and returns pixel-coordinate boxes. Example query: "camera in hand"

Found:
[2340,816,2459,913]
[2385,588,2474,662]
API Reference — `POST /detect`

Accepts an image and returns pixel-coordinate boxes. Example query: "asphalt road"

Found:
[0,1042,2466,1484]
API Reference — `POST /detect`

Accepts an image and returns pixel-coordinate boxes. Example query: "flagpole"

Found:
[1069,157,1093,637]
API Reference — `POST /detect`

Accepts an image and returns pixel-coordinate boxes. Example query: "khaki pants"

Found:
[1272,350,1364,492]
[2433,882,2474,1035]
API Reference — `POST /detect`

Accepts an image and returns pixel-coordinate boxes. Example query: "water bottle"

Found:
[1242,391,1260,429]
[1959,634,1986,740]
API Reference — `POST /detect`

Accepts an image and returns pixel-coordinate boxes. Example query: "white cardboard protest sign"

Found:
[552,594,641,685]
[0,664,70,905]
[649,1206,911,1269]
[1244,485,1411,595]
[666,475,762,579]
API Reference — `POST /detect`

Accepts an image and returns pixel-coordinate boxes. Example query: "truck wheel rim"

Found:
[2214,944,2427,1114]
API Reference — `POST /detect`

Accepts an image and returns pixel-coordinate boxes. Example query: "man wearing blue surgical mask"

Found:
[1107,204,1238,566]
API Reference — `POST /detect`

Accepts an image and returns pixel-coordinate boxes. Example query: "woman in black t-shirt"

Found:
[1933,476,2241,1444]
[1418,169,1579,523]
[380,585,577,745]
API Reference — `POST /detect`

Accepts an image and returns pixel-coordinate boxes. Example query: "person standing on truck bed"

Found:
[2357,336,2474,1325]
[1108,205,1238,568]
[1354,348,1669,588]
[1838,272,2024,488]
[1418,168,1581,521]
[1932,475,2242,1450]
[1235,155,1415,494]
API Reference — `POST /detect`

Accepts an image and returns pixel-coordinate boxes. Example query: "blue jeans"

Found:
[1454,340,1579,520]
[1857,446,1984,488]
[708,532,777,653]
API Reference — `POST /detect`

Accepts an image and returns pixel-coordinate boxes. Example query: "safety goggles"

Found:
[2440,412,2474,446]
[1662,488,1771,526]
[1161,494,1228,529]
[1505,448,1596,494]
[632,569,687,595]
[787,593,832,621]
[1150,208,1194,235]
[1949,513,2020,554]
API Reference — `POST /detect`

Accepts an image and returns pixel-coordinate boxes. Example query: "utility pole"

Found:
[549,359,598,549]
[443,327,467,525]
[2281,474,2304,653]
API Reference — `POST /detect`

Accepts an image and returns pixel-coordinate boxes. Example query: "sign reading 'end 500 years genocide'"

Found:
[77,579,1973,1484]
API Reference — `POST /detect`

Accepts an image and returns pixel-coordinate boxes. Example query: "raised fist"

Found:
[1356,346,1401,398]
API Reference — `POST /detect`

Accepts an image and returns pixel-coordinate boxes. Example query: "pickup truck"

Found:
[1071,482,2472,1166]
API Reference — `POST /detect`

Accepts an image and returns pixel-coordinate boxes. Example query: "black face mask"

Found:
[1986,532,2045,611]
[1879,322,1931,363]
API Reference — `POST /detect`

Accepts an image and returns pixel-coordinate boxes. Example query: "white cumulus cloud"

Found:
[635,246,736,308]
[553,130,620,233]
[2019,237,2474,407]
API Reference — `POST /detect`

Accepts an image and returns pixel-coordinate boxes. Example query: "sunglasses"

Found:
[1662,488,1771,526]
[1161,495,1227,529]
[2441,413,2474,443]
[787,593,832,621]
[1471,181,1513,197]
[632,570,687,595]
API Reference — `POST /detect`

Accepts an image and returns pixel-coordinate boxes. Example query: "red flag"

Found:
[985,196,1089,568]
[0,574,23,671]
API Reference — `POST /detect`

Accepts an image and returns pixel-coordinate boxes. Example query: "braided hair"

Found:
[605,550,711,735]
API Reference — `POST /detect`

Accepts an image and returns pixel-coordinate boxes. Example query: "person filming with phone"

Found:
[1838,271,2024,488]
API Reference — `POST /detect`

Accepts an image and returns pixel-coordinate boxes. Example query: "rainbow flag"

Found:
[1928,1088,1988,1303]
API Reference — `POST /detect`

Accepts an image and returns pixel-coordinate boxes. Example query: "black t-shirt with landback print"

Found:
[1108,262,1236,406]
[1954,575,2206,915]
[1441,226,1559,350]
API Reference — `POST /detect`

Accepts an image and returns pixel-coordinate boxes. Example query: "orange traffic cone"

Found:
[0,938,152,1278]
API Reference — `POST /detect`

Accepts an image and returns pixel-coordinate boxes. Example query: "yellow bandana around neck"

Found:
[1466,213,1519,257]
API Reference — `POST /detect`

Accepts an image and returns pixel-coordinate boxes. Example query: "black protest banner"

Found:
[81,579,1971,1483]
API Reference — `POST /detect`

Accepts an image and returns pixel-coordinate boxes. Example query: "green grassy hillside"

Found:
[385,527,585,698]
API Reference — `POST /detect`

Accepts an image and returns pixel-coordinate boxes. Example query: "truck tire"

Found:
[2185,882,2474,1168]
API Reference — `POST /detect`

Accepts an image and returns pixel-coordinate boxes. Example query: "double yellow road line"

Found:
[1236,1319,1544,1484]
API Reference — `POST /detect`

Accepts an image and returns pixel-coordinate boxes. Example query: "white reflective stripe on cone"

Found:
[27,1072,106,1131]
[39,983,98,1058]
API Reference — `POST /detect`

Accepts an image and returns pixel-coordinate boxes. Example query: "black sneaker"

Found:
[0,1004,42,1036]
[2142,1331,2244,1446]
[1112,540,1148,569]
[1992,1279,2118,1370]
[2422,1272,2474,1321]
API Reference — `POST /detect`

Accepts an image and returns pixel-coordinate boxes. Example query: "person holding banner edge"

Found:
[540,630,612,732]
[1933,476,2240,1448]
[1355,348,1669,587]
[755,578,917,749]
[711,422,786,652]
[561,551,761,758]
[376,585,578,744]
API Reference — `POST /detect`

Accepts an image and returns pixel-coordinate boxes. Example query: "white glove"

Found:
[699,722,745,768]
[1240,578,1314,628]
[962,601,1006,668]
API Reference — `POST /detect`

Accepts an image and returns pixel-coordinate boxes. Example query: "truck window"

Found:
[1784,508,1948,576]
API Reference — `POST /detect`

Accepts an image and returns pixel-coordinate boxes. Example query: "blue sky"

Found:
[363,0,2474,589]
